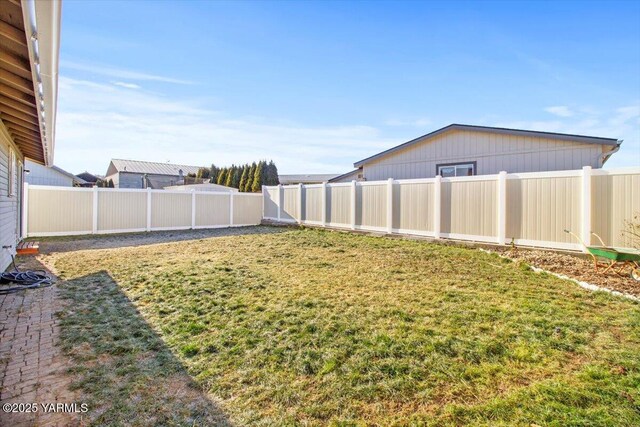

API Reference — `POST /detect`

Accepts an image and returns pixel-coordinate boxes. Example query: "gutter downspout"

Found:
[599,141,621,166]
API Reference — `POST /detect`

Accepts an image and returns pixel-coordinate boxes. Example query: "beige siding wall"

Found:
[442,179,497,237]
[592,173,640,247]
[233,195,263,225]
[195,193,230,227]
[151,192,192,229]
[363,129,604,180]
[264,187,278,219]
[327,185,351,225]
[393,182,434,232]
[98,191,146,231]
[28,188,93,234]
[303,186,323,223]
[356,184,387,229]
[281,187,299,221]
[506,176,581,245]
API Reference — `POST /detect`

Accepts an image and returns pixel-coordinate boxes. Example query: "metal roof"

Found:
[354,124,620,168]
[109,159,203,176]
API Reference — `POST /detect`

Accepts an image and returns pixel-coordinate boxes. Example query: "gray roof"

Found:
[354,123,620,168]
[109,159,203,176]
[50,165,87,184]
[278,174,339,184]
[328,169,361,183]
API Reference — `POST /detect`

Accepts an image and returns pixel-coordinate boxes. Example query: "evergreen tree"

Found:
[246,162,256,192]
[108,179,114,188]
[196,167,210,180]
[225,165,234,187]
[217,168,227,185]
[251,161,264,192]
[266,160,279,185]
[209,164,219,183]
[231,167,241,188]
[239,165,249,192]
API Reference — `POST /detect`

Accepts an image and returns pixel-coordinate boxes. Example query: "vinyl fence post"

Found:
[146,187,152,232]
[298,183,303,224]
[497,171,507,245]
[321,182,327,227]
[277,184,282,222]
[581,166,592,249]
[261,186,266,220]
[92,186,98,234]
[229,192,234,227]
[433,175,441,239]
[350,180,357,230]
[191,189,196,229]
[22,182,29,238]
[387,178,394,234]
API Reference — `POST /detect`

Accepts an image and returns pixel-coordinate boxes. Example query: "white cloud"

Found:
[54,76,395,175]
[544,106,574,117]
[113,81,141,90]
[61,60,194,85]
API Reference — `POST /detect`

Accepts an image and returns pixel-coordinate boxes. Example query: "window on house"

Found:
[437,162,475,177]
[8,148,15,196]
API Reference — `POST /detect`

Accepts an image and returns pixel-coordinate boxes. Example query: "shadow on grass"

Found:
[56,269,233,426]
[36,224,289,254]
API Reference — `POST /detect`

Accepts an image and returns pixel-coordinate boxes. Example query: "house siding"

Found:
[362,129,605,181]
[0,121,23,272]
[25,160,75,186]
[113,172,183,189]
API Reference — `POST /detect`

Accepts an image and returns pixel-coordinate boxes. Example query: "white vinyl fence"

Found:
[263,167,640,251]
[23,184,263,237]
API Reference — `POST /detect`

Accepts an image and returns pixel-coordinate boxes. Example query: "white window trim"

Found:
[8,148,15,197]
[437,162,476,177]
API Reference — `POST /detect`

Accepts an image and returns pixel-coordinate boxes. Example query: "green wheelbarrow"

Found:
[565,230,640,281]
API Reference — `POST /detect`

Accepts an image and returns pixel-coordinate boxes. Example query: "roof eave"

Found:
[21,0,61,166]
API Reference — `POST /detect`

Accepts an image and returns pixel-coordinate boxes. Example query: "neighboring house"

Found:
[76,171,104,187]
[104,159,204,189]
[278,174,339,185]
[328,169,364,183]
[352,124,620,181]
[0,0,60,271]
[25,160,86,187]
[163,183,238,193]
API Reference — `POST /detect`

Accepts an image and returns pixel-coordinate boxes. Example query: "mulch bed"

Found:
[494,247,640,299]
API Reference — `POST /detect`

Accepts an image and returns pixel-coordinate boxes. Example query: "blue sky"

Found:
[56,0,640,175]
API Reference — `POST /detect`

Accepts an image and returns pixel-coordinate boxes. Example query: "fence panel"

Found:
[442,178,497,241]
[195,193,230,227]
[98,190,147,232]
[151,192,191,230]
[393,181,434,234]
[263,187,278,220]
[592,172,640,247]
[281,187,299,222]
[303,186,323,224]
[27,187,92,236]
[233,194,263,225]
[506,175,581,248]
[356,183,387,230]
[327,184,351,227]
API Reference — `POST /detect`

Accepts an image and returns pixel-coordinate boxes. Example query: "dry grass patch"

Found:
[48,227,640,426]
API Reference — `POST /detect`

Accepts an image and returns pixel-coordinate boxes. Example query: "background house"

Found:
[350,124,620,181]
[76,171,104,187]
[104,159,204,189]
[278,174,339,185]
[0,0,60,271]
[25,160,86,187]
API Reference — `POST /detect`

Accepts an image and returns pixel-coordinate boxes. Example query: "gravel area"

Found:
[495,247,640,299]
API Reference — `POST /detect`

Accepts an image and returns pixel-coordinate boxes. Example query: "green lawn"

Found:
[49,226,640,426]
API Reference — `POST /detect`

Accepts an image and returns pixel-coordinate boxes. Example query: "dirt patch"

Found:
[495,247,640,299]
